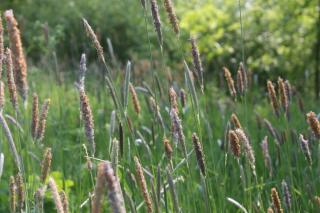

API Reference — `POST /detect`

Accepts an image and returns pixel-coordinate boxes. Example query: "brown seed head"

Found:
[5,48,18,111]
[41,147,52,183]
[235,129,256,176]
[271,187,283,213]
[228,130,241,158]
[191,38,204,91]
[48,177,64,213]
[129,83,141,115]
[192,132,206,176]
[31,93,39,139]
[4,10,28,102]
[278,77,288,114]
[59,191,69,213]
[169,87,179,113]
[79,90,95,155]
[104,161,126,213]
[83,19,105,64]
[299,134,312,165]
[37,99,50,142]
[179,89,187,108]
[223,67,236,97]
[0,17,3,79]
[134,156,153,213]
[150,0,163,46]
[15,173,25,211]
[9,176,16,213]
[163,137,173,160]
[261,136,273,177]
[0,81,4,109]
[236,70,244,95]
[164,0,180,34]
[267,80,280,118]
[231,113,242,129]
[306,111,320,139]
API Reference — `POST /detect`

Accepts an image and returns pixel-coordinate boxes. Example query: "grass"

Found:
[0,2,320,213]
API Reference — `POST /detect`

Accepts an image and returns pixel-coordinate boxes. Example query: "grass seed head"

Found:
[134,156,153,213]
[306,111,320,139]
[150,0,163,46]
[228,130,241,158]
[5,48,18,112]
[79,90,95,155]
[191,37,204,91]
[9,176,16,213]
[37,99,51,142]
[129,83,141,115]
[267,80,280,118]
[31,93,39,139]
[271,187,283,213]
[48,177,64,213]
[41,147,52,183]
[231,113,242,129]
[192,133,206,176]
[223,67,236,98]
[164,0,179,35]
[4,10,28,103]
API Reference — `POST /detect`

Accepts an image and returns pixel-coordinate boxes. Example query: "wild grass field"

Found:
[0,0,319,213]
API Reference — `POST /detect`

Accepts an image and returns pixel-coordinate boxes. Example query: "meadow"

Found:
[0,0,320,213]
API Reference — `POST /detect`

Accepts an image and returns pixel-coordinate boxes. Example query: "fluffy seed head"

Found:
[231,113,242,129]
[306,111,320,139]
[164,0,179,34]
[271,187,283,213]
[278,77,289,114]
[36,99,50,142]
[9,176,16,213]
[59,191,69,213]
[169,87,179,113]
[192,133,206,176]
[261,136,273,177]
[163,137,173,160]
[235,129,256,176]
[78,53,87,90]
[48,177,64,213]
[134,156,153,213]
[281,180,291,210]
[150,0,163,46]
[267,80,280,118]
[79,90,95,155]
[299,134,312,165]
[15,173,25,211]
[223,67,236,98]
[0,81,4,110]
[104,161,126,213]
[4,10,28,103]
[129,83,140,115]
[5,48,18,111]
[41,147,52,183]
[191,37,204,91]
[83,19,105,64]
[236,70,244,95]
[31,93,39,139]
[228,130,241,157]
[179,89,187,108]
[238,62,248,89]
[0,17,3,79]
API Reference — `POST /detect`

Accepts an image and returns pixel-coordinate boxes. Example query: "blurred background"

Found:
[0,0,319,97]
